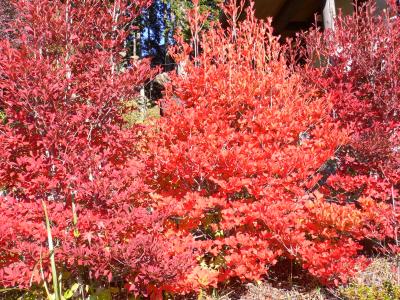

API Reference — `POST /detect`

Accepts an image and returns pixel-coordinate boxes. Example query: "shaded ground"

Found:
[201,258,399,300]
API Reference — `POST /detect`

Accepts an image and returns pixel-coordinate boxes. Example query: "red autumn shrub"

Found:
[146,0,383,286]
[303,0,400,252]
[1,0,398,295]
[0,0,196,296]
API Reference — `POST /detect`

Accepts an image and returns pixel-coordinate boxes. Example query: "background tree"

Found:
[141,0,222,68]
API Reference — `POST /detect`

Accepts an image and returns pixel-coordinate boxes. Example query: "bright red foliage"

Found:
[1,0,400,296]
[303,0,400,254]
[146,0,383,286]
[0,0,196,296]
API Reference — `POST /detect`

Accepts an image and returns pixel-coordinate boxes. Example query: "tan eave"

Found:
[254,0,323,37]
[254,0,365,37]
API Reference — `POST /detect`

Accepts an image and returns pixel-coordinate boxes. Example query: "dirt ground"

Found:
[201,258,399,300]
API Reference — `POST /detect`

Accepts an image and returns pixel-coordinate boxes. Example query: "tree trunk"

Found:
[323,0,336,30]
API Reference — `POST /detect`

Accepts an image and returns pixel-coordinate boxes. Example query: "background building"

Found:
[254,0,388,37]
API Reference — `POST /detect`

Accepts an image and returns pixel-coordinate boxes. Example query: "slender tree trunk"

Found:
[65,0,72,81]
[110,0,121,77]
[323,0,336,30]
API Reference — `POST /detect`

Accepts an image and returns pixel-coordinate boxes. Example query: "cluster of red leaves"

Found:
[146,0,394,287]
[1,0,400,297]
[303,0,400,253]
[0,0,196,296]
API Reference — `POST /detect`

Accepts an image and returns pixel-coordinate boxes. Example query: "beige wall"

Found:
[335,0,388,16]
[335,0,354,15]
[376,0,388,11]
